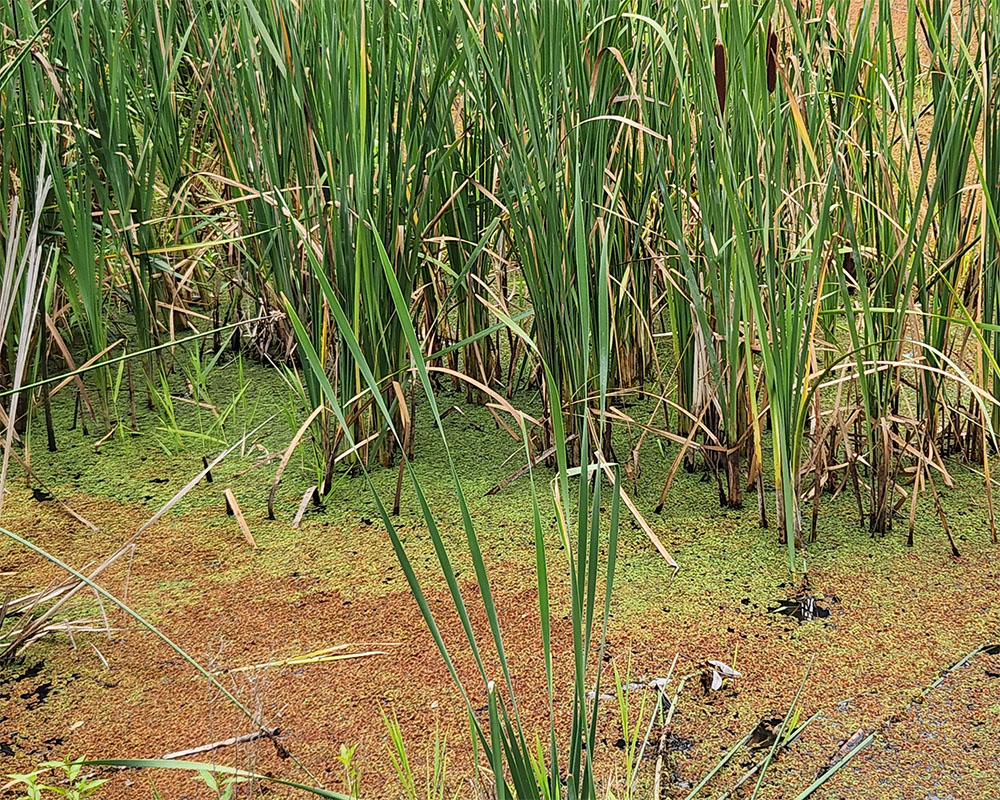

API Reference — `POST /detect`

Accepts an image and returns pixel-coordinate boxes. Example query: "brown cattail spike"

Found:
[714,41,727,115]
[766,31,778,94]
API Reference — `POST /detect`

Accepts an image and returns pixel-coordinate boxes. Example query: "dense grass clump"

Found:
[3,0,997,557]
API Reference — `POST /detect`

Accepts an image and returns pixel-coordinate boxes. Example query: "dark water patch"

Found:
[769,595,831,622]
[0,660,46,700]
[17,661,46,681]
[31,488,54,503]
[748,717,783,750]
[664,733,695,753]
[21,681,53,709]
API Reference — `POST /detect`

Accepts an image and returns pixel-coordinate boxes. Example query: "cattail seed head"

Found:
[714,41,727,115]
[843,250,857,295]
[766,31,778,94]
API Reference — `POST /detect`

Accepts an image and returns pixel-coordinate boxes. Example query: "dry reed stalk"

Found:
[225,488,258,549]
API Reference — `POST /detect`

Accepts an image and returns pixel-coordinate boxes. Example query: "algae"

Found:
[3,357,999,799]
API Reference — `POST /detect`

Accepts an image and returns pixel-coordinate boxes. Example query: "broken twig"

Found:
[161,727,281,760]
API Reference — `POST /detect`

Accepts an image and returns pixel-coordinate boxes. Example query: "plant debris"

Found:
[769,594,831,622]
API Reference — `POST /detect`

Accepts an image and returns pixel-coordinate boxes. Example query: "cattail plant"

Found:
[714,41,728,115]
[197,0,461,476]
[766,25,778,94]
[1,0,996,582]
[454,0,661,458]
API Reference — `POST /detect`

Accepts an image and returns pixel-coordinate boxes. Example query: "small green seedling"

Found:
[193,767,249,799]
[336,743,360,797]
[6,757,109,800]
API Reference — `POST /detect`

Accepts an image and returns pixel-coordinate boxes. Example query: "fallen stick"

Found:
[47,339,125,399]
[653,674,690,800]
[161,727,280,760]
[224,489,257,549]
[485,434,579,496]
[586,675,670,700]
[292,486,316,529]
[715,712,820,800]
[268,405,324,520]
[598,457,679,575]
[7,580,76,616]
[218,645,392,674]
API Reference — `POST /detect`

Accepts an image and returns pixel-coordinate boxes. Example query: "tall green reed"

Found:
[3,0,998,580]
[283,187,620,796]
[455,0,664,453]
[199,0,461,471]
[982,2,1000,436]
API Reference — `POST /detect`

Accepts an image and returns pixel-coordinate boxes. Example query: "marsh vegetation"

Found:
[1,0,998,798]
